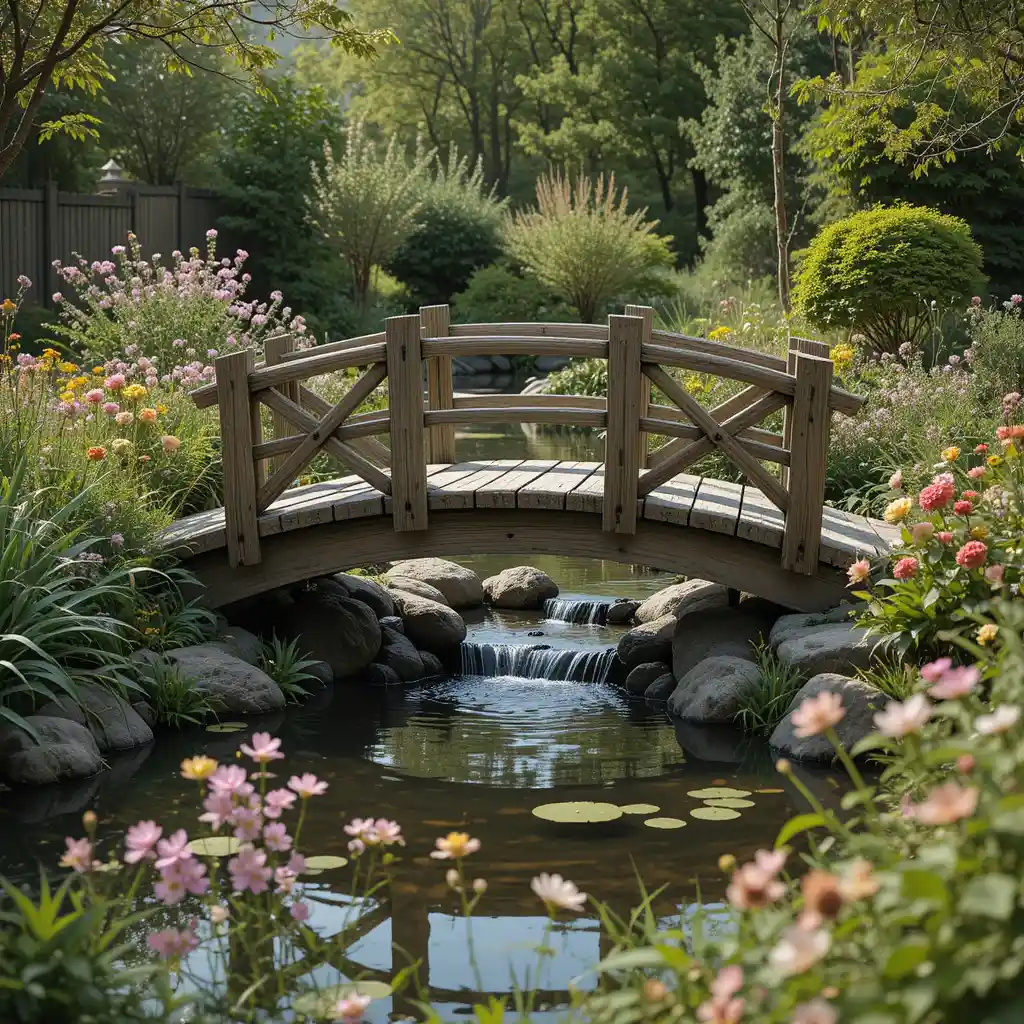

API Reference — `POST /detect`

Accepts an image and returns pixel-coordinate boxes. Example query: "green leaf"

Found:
[850,732,895,757]
[900,869,949,907]
[991,796,1024,835]
[959,874,1018,920]
[775,812,830,847]
[883,935,931,979]
[596,947,667,972]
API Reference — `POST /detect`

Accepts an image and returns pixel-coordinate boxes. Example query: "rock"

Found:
[0,716,103,785]
[391,591,467,655]
[671,600,781,681]
[222,587,296,637]
[166,645,286,713]
[38,683,154,752]
[210,626,263,666]
[386,558,483,610]
[364,663,403,687]
[770,673,885,762]
[625,662,672,695]
[528,630,545,637]
[419,651,445,677]
[282,584,382,679]
[673,721,751,764]
[606,599,639,625]
[769,607,855,649]
[386,576,450,606]
[776,624,875,676]
[644,673,677,702]
[483,566,559,609]
[667,656,762,723]
[535,355,570,372]
[490,355,513,372]
[305,660,334,687]
[455,354,495,373]
[616,615,677,670]
[379,615,405,634]
[131,699,157,729]
[634,580,730,624]
[334,573,396,618]
[377,626,427,682]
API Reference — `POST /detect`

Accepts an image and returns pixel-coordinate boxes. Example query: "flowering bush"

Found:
[963,295,1024,406]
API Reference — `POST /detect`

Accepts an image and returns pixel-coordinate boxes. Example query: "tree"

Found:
[0,0,388,179]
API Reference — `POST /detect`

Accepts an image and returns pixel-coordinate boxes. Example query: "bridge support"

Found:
[603,314,644,533]
[421,304,456,464]
[386,315,429,532]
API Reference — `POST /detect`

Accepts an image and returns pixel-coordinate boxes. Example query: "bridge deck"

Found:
[163,459,896,569]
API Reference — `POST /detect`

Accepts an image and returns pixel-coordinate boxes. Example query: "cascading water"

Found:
[460,642,616,683]
[542,598,611,625]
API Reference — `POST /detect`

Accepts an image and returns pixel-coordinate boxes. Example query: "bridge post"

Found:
[624,304,654,469]
[782,352,833,573]
[216,349,261,567]
[781,337,830,488]
[421,304,456,464]
[263,333,298,478]
[603,314,644,534]
[386,315,429,532]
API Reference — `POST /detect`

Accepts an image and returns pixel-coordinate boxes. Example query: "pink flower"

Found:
[920,657,952,682]
[290,901,310,922]
[210,904,230,925]
[955,541,988,569]
[874,694,932,737]
[209,764,249,794]
[263,788,297,818]
[919,479,955,511]
[102,401,119,414]
[985,564,1005,585]
[968,466,986,479]
[910,521,934,545]
[228,845,272,894]
[124,820,162,864]
[791,691,845,737]
[275,866,298,893]
[288,773,327,798]
[115,410,133,426]
[791,999,838,1024]
[155,859,209,904]
[239,731,283,763]
[905,782,979,824]
[726,850,786,909]
[769,925,831,976]
[371,818,404,846]
[232,806,263,843]
[893,556,919,580]
[928,665,980,700]
[937,531,954,544]
[975,705,1020,735]
[59,837,94,873]
[105,373,125,390]
[332,993,372,1023]
[110,532,124,548]
[85,388,105,404]
[154,829,191,870]
[287,852,306,875]
[199,789,236,830]
[888,469,903,490]
[953,500,973,515]
[161,435,180,453]
[697,965,744,1024]
[957,754,976,774]
[263,823,293,852]
[846,558,870,585]
[147,927,198,960]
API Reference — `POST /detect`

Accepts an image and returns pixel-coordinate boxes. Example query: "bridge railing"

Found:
[191,306,864,576]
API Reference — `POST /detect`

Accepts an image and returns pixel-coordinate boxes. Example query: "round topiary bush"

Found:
[792,204,985,354]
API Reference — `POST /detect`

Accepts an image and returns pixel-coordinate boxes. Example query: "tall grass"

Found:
[734,641,806,736]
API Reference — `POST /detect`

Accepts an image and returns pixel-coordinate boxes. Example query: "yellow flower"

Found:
[971,525,989,540]
[977,623,999,645]
[830,342,855,370]
[180,755,218,781]
[988,455,1003,467]
[42,347,60,358]
[93,365,105,374]
[138,407,158,424]
[941,446,960,462]
[122,383,147,401]
[156,403,168,414]
[0,298,16,313]
[59,390,75,402]
[58,361,78,373]
[430,832,481,859]
[111,438,132,455]
[883,497,913,523]
[708,325,732,341]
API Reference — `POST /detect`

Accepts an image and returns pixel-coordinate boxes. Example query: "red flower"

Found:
[937,531,954,544]
[955,541,988,569]
[953,500,973,515]
[961,490,979,500]
[997,426,1011,440]
[893,557,919,580]
[975,443,988,453]
[919,480,955,511]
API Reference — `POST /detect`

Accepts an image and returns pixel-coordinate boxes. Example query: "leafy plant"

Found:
[733,641,806,735]
[127,566,218,653]
[964,299,1024,406]
[260,635,322,703]
[451,263,575,324]
[855,655,917,699]
[138,658,219,728]
[546,358,608,398]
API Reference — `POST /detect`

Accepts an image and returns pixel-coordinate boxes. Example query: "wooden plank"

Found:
[781,338,829,487]
[689,477,744,536]
[452,393,607,411]
[434,459,524,509]
[625,304,654,468]
[295,386,392,467]
[422,338,607,360]
[426,407,605,428]
[819,507,899,568]
[565,467,606,514]
[332,481,387,522]
[650,327,789,371]
[603,314,644,533]
[449,322,607,339]
[518,460,600,510]
[642,473,701,526]
[263,333,298,478]
[279,331,385,361]
[474,459,559,508]
[782,353,833,573]
[386,315,429,531]
[737,486,785,549]
[384,461,476,512]
[422,304,456,464]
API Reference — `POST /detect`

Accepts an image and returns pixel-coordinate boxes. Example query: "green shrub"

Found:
[734,641,806,735]
[964,299,1024,405]
[452,263,575,324]
[793,203,985,354]
[138,658,219,728]
[546,358,608,397]
[260,634,322,703]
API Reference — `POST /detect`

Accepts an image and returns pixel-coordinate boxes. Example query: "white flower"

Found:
[769,925,830,976]
[976,705,1021,735]
[874,694,932,737]
[531,872,588,912]
[792,998,838,1024]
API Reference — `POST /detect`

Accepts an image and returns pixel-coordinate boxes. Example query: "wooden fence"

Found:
[0,184,229,304]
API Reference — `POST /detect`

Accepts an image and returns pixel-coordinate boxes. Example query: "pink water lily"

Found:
[874,694,932,737]
[288,773,328,798]
[240,732,284,764]
[154,829,191,870]
[60,837,94,873]
[124,820,162,864]
[147,927,198,960]
[263,788,297,818]
[791,691,845,737]
[208,764,249,795]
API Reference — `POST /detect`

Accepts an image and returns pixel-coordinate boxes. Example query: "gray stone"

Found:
[770,673,885,763]
[391,591,467,655]
[386,576,450,606]
[210,626,263,666]
[490,355,513,372]
[625,662,671,695]
[377,626,426,682]
[671,601,781,681]
[776,624,875,676]
[334,573,396,618]
[483,566,559,609]
[535,355,569,372]
[305,660,334,687]
[673,721,751,764]
[634,580,730,624]
[132,699,157,729]
[606,599,639,625]
[166,645,286,713]
[667,656,762,723]
[616,614,677,670]
[379,615,405,634]
[0,716,103,785]
[39,683,154,752]
[364,663,403,687]
[644,673,677,702]
[419,651,445,678]
[283,585,382,679]
[769,607,856,649]
[223,587,295,637]
[386,559,484,609]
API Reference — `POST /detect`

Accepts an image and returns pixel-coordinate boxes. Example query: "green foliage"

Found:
[964,303,1024,407]
[734,641,806,735]
[793,203,986,354]
[856,656,916,700]
[546,358,607,397]
[129,566,217,653]
[260,635,323,703]
[503,170,674,322]
[451,263,575,324]
[138,658,218,728]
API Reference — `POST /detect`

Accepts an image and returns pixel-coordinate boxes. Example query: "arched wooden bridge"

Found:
[164,306,896,610]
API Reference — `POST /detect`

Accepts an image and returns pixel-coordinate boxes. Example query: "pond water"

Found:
[0,395,836,1017]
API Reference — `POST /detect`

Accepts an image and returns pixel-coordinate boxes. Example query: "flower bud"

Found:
[775,758,792,775]
[718,854,737,873]
[82,810,98,833]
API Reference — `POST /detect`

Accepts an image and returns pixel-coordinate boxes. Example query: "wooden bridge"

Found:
[165,306,896,611]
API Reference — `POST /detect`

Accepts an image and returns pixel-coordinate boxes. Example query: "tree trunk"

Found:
[770,28,791,311]
[691,167,709,240]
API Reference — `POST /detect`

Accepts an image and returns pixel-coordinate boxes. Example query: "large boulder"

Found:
[386,559,484,610]
[391,591,467,656]
[769,607,855,649]
[166,645,286,713]
[483,566,559,609]
[386,576,450,606]
[282,584,382,679]
[644,673,677,702]
[776,624,875,677]
[376,626,427,682]
[616,615,677,671]
[673,721,751,764]
[667,656,762,723]
[38,683,153,752]
[419,651,445,678]
[379,615,405,634]
[671,600,782,681]
[364,663,403,687]
[333,573,396,618]
[606,599,640,625]
[769,673,885,762]
[634,580,730,624]
[0,716,103,785]
[625,662,671,695]
[209,626,263,666]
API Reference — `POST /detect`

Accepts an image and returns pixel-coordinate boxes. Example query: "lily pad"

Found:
[690,806,742,821]
[293,980,392,1018]
[206,722,248,733]
[643,817,687,829]
[188,836,241,857]
[532,801,624,823]
[686,788,751,800]
[303,855,349,871]
[619,803,661,815]
[703,798,755,809]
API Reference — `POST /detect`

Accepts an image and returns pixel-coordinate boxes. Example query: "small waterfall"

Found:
[460,643,616,683]
[542,598,611,625]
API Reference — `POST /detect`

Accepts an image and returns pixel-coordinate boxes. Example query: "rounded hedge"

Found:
[793,204,985,353]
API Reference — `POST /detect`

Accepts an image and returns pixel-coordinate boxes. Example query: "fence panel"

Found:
[0,191,44,300]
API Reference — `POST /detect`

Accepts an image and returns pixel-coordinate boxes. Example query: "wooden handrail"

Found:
[650,327,789,371]
[422,337,608,359]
